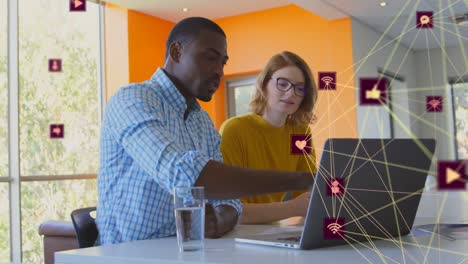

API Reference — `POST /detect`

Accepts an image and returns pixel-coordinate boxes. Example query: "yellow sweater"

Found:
[220,114,317,204]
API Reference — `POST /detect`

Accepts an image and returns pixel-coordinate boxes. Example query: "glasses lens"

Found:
[276,78,291,91]
[295,86,306,96]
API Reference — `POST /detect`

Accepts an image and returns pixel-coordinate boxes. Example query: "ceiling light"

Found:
[182,8,189,12]
[379,2,387,7]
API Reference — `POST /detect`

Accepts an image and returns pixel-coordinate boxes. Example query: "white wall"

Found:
[413,44,468,161]
[351,19,417,139]
[412,44,468,222]
[351,19,468,222]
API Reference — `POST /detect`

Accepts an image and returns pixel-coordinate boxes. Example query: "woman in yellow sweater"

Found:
[220,51,318,224]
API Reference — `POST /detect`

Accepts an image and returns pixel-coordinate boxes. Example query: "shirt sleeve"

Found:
[200,111,243,216]
[106,87,209,194]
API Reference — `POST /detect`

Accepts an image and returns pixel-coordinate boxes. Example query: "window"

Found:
[21,180,97,262]
[451,81,468,160]
[0,185,8,263]
[19,0,101,177]
[2,0,103,262]
[227,77,256,117]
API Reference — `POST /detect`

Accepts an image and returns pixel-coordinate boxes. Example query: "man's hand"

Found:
[205,204,238,238]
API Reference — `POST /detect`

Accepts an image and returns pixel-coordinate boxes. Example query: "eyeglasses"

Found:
[272,77,307,97]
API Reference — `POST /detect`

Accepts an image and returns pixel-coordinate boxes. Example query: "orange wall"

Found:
[117,5,358,155]
[127,11,174,83]
[213,4,357,154]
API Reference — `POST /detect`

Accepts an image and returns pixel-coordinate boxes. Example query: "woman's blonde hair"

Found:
[249,51,318,125]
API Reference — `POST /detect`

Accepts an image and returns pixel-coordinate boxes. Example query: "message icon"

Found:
[417,11,433,28]
[50,124,64,139]
[48,59,62,72]
[427,96,443,112]
[291,134,311,155]
[324,217,345,240]
[70,0,86,12]
[318,72,336,90]
[437,161,466,190]
[360,78,387,106]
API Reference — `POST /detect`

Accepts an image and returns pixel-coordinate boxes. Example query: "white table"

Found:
[56,219,468,264]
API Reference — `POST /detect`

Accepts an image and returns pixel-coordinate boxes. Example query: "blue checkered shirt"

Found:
[97,68,242,245]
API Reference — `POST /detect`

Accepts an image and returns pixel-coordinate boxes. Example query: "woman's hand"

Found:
[287,192,311,217]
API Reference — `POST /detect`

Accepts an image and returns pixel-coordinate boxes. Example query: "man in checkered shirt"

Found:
[97,17,313,245]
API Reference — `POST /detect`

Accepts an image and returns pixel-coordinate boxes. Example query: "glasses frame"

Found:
[272,77,307,97]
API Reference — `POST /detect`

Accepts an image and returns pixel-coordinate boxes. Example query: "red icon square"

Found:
[416,11,433,28]
[70,0,86,12]
[360,78,387,106]
[48,59,62,72]
[426,96,443,112]
[50,124,64,139]
[318,72,336,90]
[291,134,311,155]
[327,178,345,196]
[324,217,345,240]
[437,161,466,190]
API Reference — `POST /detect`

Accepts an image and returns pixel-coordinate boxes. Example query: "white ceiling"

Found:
[104,0,468,50]
[104,0,293,22]
[323,0,468,50]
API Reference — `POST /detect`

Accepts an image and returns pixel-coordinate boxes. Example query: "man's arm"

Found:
[196,160,313,200]
[205,204,238,238]
[110,91,311,201]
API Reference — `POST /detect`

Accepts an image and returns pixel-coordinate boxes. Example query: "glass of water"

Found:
[174,186,205,252]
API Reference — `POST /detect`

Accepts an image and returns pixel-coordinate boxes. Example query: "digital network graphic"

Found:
[291,134,312,154]
[327,178,345,196]
[47,1,89,139]
[360,78,388,105]
[318,72,337,90]
[48,58,62,72]
[426,95,444,112]
[49,124,64,139]
[324,217,346,240]
[437,161,466,190]
[22,0,467,262]
[69,0,86,12]
[296,1,467,262]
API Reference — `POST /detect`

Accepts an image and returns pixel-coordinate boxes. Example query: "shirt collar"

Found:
[150,67,201,114]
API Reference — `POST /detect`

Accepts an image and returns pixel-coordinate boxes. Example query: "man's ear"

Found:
[169,42,182,63]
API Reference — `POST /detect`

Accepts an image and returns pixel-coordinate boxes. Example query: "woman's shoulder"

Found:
[220,113,258,133]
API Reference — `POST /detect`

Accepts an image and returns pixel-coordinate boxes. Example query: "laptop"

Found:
[235,138,436,249]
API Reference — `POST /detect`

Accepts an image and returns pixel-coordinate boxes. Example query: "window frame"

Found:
[5,0,106,262]
[226,76,257,118]
[449,75,468,161]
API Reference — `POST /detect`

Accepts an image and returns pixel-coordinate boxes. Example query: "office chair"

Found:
[70,206,98,248]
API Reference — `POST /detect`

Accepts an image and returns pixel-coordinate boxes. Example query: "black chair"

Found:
[70,206,98,248]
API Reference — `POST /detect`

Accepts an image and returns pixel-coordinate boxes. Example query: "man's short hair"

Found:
[165,17,226,59]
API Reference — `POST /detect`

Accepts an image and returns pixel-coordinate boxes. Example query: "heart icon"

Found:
[295,140,307,150]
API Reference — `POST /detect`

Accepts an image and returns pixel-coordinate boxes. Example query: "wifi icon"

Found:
[321,76,334,85]
[324,217,345,240]
[426,96,443,112]
[318,72,336,90]
[327,223,342,234]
